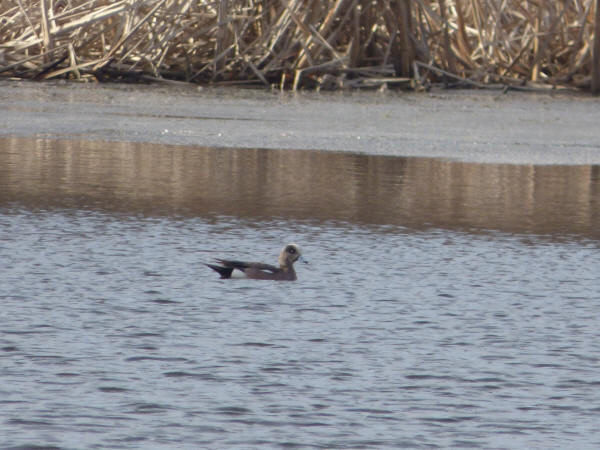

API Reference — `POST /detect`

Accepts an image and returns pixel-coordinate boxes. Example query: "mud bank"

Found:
[1,81,599,165]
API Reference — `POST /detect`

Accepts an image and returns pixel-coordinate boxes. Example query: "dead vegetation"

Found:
[1,0,598,91]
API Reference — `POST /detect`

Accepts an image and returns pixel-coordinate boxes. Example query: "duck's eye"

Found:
[287,247,296,254]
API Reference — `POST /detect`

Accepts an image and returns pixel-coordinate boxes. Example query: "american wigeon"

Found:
[206,243,305,281]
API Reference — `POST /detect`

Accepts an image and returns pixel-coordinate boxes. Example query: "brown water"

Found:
[1,137,599,449]
[1,137,599,237]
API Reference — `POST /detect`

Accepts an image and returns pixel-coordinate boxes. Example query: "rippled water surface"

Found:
[1,137,599,449]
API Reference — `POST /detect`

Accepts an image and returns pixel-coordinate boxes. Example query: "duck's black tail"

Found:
[206,263,234,279]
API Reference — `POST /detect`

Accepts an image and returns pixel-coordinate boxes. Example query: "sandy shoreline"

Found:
[1,80,599,165]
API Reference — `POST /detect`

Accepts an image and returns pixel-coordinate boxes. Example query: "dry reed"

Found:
[1,0,598,91]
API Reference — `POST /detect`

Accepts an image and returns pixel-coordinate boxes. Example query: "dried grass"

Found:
[0,0,598,91]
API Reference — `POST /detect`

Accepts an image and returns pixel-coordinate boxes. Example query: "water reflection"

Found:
[1,136,598,238]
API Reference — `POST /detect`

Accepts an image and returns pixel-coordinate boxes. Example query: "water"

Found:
[1,137,599,449]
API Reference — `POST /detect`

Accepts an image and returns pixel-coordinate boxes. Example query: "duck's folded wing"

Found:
[216,259,279,273]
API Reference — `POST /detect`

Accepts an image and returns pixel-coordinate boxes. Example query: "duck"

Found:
[206,243,305,281]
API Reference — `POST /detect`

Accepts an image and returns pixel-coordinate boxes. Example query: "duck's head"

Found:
[279,243,303,267]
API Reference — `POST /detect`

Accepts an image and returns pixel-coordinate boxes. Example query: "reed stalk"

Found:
[592,0,600,93]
